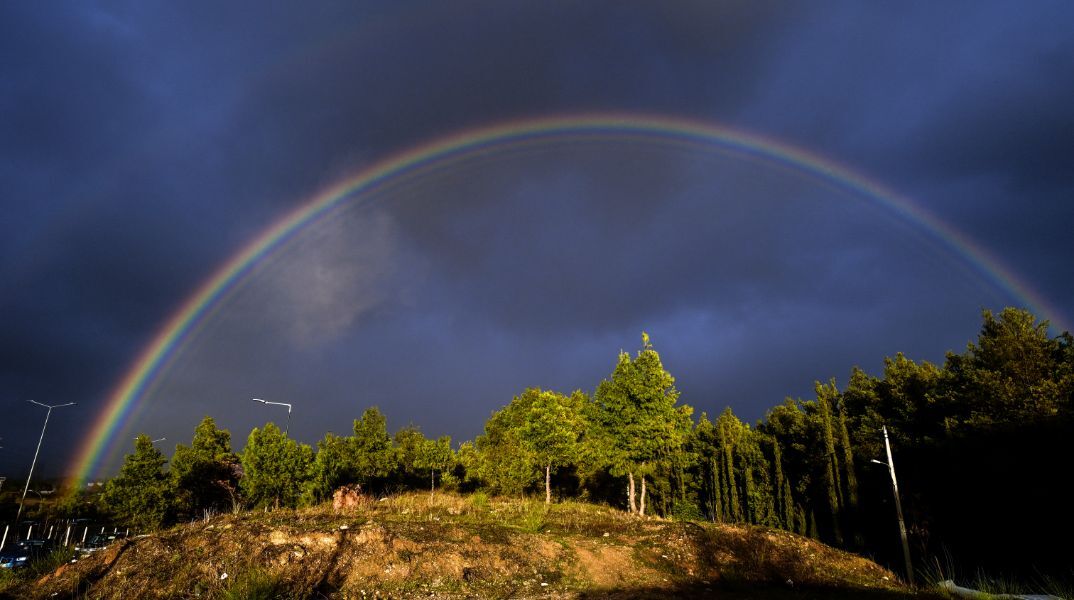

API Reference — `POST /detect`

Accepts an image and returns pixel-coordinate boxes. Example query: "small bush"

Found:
[29,547,75,578]
[670,501,704,522]
[0,567,17,593]
[470,491,490,510]
[497,499,547,532]
[221,567,282,600]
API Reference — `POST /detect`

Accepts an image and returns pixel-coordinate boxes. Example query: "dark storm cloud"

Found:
[213,0,799,212]
[2,1,1072,478]
[380,145,901,336]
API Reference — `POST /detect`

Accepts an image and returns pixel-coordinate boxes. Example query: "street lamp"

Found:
[17,400,75,522]
[871,425,914,586]
[252,398,292,435]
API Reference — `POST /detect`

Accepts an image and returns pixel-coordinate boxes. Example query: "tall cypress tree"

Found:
[772,438,787,529]
[816,380,844,543]
[740,442,755,523]
[782,472,796,532]
[717,409,741,521]
[837,400,858,509]
[711,455,724,521]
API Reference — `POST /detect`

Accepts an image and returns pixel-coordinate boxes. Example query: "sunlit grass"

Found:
[220,567,286,600]
[920,549,1073,599]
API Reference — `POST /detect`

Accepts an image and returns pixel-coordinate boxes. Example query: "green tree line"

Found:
[101,308,1073,575]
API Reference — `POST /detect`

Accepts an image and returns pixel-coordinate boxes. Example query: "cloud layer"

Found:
[1,1,1071,478]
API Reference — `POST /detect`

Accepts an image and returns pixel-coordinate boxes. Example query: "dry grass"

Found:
[8,492,932,600]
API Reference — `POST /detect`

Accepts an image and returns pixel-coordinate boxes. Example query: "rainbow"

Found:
[68,112,1070,484]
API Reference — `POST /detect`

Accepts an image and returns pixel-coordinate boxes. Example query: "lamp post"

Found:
[871,425,914,586]
[252,398,292,435]
[17,400,75,522]
[136,437,167,444]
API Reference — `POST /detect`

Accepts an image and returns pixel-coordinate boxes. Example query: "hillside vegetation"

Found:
[10,492,929,599]
[19,307,1071,586]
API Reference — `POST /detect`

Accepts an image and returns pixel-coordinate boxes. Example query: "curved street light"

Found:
[134,437,167,444]
[252,398,292,435]
[17,400,75,522]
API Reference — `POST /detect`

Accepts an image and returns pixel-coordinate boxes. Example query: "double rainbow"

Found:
[68,113,1068,484]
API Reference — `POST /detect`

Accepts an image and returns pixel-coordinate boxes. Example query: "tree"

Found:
[240,423,312,509]
[415,436,455,492]
[352,407,395,487]
[594,333,683,515]
[693,413,724,521]
[836,398,858,510]
[305,432,358,503]
[520,390,586,503]
[102,434,174,530]
[469,389,540,495]
[393,425,428,488]
[716,408,742,521]
[171,416,240,516]
[947,308,1065,426]
[815,380,843,543]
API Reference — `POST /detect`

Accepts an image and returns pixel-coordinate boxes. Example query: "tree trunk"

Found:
[545,464,551,504]
[431,469,436,493]
[639,476,647,516]
[627,472,637,514]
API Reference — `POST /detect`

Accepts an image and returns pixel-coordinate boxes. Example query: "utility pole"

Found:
[871,425,914,586]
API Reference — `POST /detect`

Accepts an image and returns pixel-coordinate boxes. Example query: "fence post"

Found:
[64,525,71,546]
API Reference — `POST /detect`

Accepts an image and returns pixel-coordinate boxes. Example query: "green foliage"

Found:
[467,389,540,495]
[102,434,174,531]
[352,406,395,484]
[520,389,586,502]
[83,306,1072,583]
[240,423,313,509]
[392,425,427,485]
[947,308,1069,426]
[220,567,283,600]
[814,379,843,543]
[304,432,358,503]
[54,486,100,520]
[594,334,682,475]
[415,435,455,491]
[171,416,240,517]
[469,490,490,510]
[593,333,690,514]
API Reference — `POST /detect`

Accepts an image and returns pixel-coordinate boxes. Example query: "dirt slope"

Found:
[11,493,924,599]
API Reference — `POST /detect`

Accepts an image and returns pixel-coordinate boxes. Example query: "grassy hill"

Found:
[6,492,936,599]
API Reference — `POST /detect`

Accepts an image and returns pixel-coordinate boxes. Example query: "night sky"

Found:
[2,1,1072,481]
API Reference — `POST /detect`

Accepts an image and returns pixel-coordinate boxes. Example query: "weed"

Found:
[470,491,490,510]
[0,567,16,593]
[220,567,283,600]
[920,548,1074,599]
[28,546,75,578]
